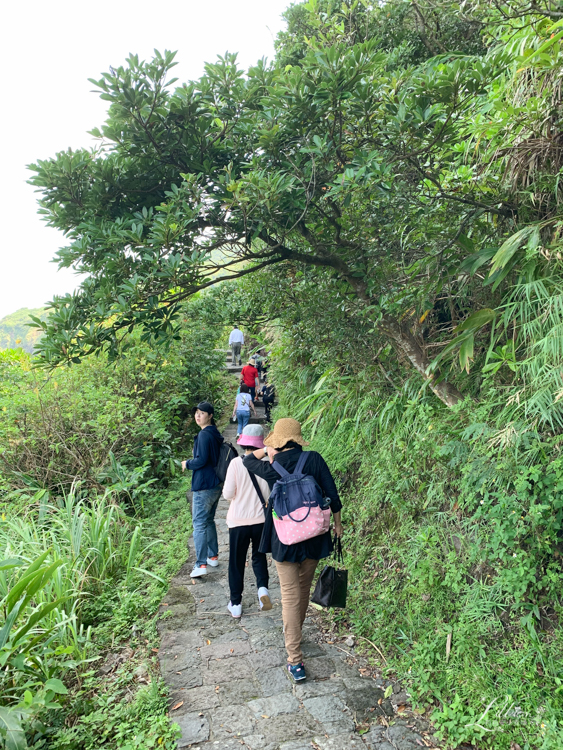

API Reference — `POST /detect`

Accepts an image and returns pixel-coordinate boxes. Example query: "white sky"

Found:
[0,0,291,319]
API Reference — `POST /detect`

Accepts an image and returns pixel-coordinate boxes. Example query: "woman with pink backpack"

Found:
[243,418,343,683]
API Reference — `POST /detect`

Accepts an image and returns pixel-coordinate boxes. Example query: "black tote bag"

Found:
[311,536,347,609]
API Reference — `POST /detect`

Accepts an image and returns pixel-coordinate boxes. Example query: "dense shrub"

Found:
[0,302,228,748]
[269,350,563,749]
[0,311,227,496]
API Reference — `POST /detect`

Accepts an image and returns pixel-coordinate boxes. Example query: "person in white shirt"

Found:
[228,325,244,366]
[222,424,271,618]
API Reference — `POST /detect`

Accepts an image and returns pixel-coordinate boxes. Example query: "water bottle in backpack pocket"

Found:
[270,452,331,545]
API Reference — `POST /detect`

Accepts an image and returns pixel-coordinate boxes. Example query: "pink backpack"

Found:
[270,452,331,545]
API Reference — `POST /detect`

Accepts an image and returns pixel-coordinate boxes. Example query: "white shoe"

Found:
[258,587,272,611]
[228,601,242,618]
[190,565,208,578]
[207,557,219,567]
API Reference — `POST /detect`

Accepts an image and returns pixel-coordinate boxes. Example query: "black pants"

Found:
[229,524,269,606]
[263,397,274,421]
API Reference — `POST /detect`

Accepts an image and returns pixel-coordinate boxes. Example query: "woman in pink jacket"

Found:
[223,424,272,618]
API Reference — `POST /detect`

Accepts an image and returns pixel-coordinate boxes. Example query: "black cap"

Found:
[193,401,214,415]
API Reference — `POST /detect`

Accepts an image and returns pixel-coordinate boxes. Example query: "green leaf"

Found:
[0,706,27,750]
[490,227,535,274]
[454,309,496,333]
[0,598,24,649]
[384,684,393,699]
[522,26,563,63]
[11,596,69,646]
[18,560,64,613]
[44,678,68,695]
[459,335,474,373]
[132,566,166,584]
[0,558,24,572]
[459,247,497,275]
[5,550,52,611]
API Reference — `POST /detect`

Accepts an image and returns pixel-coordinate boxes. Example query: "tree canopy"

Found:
[29,0,563,412]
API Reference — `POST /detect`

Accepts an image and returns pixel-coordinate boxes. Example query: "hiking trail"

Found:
[157,351,440,749]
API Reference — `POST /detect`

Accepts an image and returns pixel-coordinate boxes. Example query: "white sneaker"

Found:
[190,565,208,578]
[258,587,272,611]
[228,601,242,618]
[207,557,219,567]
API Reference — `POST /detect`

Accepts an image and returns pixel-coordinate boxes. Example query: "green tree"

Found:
[27,2,563,411]
[24,44,478,403]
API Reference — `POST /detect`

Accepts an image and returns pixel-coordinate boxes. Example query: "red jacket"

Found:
[241,365,259,388]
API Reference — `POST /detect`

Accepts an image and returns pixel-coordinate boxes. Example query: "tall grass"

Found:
[0,484,157,743]
[272,357,563,749]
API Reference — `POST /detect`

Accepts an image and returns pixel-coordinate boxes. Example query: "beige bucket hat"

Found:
[263,418,309,450]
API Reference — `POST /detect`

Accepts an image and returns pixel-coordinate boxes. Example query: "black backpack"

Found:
[214,440,238,482]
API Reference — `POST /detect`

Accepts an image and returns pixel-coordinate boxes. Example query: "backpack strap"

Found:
[246,468,267,511]
[294,451,310,474]
[273,451,310,477]
[272,460,290,477]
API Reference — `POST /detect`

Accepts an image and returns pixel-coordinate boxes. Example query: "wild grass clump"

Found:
[0,303,226,747]
[272,360,563,749]
[0,485,159,743]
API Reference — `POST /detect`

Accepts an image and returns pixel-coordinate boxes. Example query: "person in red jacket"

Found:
[240,358,260,401]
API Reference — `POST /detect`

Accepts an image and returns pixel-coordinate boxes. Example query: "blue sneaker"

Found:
[287,662,306,682]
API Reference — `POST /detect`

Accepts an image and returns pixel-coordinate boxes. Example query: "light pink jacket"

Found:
[223,456,270,528]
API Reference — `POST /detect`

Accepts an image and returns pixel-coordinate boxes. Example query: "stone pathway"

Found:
[157,352,441,749]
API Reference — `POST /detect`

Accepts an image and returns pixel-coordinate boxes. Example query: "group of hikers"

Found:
[181,327,343,683]
[230,325,276,431]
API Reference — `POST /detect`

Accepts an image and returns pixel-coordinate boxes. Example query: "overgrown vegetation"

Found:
[266,354,563,749]
[7,0,563,747]
[0,311,226,494]
[0,485,189,750]
[0,305,227,748]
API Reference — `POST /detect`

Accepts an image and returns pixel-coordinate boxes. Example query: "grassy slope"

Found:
[0,308,47,353]
[270,369,563,750]
[35,482,191,750]
[0,337,233,748]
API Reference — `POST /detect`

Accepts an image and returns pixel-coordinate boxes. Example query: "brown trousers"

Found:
[275,558,319,665]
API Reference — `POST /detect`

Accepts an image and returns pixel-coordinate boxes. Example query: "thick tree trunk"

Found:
[380,314,462,407]
[259,240,463,407]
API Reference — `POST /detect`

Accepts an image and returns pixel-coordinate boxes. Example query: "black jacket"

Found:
[243,447,342,563]
[185,425,224,491]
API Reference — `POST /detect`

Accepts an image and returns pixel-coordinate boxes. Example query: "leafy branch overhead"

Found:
[29,1,563,412]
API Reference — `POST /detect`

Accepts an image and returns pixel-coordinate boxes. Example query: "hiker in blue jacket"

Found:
[181,402,224,578]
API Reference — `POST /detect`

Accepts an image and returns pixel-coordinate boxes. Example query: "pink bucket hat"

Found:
[237,424,265,449]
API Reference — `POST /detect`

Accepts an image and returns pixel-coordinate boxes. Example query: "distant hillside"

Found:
[0,307,48,353]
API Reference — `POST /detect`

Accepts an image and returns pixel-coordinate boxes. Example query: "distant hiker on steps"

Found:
[261,376,276,423]
[181,402,224,578]
[253,349,264,380]
[240,358,260,401]
[223,424,272,618]
[243,418,343,683]
[232,384,256,438]
[229,325,244,366]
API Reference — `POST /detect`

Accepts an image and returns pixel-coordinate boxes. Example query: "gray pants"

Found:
[231,342,242,365]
